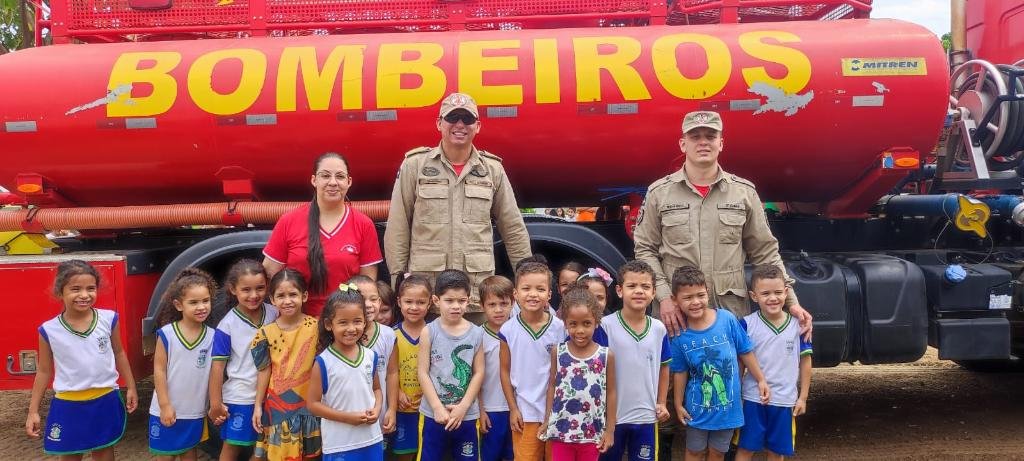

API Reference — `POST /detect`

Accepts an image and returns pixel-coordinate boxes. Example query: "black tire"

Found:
[955,357,1024,372]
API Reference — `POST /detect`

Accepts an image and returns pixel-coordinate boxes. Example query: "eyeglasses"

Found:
[315,171,349,182]
[442,112,478,125]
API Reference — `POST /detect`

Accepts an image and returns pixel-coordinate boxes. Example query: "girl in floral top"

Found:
[541,284,618,461]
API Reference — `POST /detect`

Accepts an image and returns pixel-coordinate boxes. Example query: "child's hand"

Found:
[252,406,263,432]
[479,411,492,434]
[363,408,380,425]
[757,380,771,404]
[794,398,807,416]
[655,403,670,422]
[209,403,229,426]
[25,412,41,438]
[398,392,414,412]
[159,405,176,427]
[125,388,139,413]
[445,404,467,432]
[433,407,451,427]
[510,408,524,433]
[382,411,396,434]
[598,431,614,453]
[676,405,692,426]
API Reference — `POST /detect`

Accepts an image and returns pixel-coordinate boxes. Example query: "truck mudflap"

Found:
[785,254,928,366]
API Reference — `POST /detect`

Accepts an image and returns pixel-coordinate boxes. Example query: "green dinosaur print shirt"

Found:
[419,320,484,420]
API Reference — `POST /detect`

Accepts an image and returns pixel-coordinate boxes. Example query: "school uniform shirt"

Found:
[480,325,509,412]
[740,311,813,407]
[263,203,383,316]
[38,308,119,392]
[213,304,279,405]
[316,345,382,454]
[498,313,566,423]
[364,322,396,414]
[150,322,230,419]
[601,311,671,424]
[395,324,422,410]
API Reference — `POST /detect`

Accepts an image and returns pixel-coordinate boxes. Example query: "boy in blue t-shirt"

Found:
[668,266,770,461]
[736,265,813,461]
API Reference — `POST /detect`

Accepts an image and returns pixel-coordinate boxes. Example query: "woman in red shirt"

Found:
[262,152,383,316]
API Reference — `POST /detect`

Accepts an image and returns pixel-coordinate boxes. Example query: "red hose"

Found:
[0,200,391,232]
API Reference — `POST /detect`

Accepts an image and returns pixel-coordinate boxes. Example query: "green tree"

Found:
[941,32,951,53]
[1,0,32,53]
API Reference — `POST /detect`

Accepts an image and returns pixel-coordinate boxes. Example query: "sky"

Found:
[871,0,951,36]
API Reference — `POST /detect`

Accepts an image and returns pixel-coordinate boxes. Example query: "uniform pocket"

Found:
[661,210,692,245]
[465,252,495,273]
[409,253,447,272]
[718,211,746,244]
[463,184,493,223]
[417,185,450,224]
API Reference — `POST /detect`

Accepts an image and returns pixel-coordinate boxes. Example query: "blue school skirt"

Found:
[44,388,126,455]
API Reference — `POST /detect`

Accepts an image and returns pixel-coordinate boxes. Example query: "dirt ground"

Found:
[2,348,1023,460]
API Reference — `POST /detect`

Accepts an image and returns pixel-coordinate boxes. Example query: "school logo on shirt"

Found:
[47,424,62,442]
[341,244,358,254]
[364,362,374,386]
[197,348,209,368]
[786,340,795,355]
[96,336,109,354]
[460,442,475,457]
[639,444,653,460]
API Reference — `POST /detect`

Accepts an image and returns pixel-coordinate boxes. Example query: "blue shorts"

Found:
[736,401,795,456]
[44,389,126,455]
[221,403,259,446]
[417,413,479,461]
[149,415,206,455]
[600,422,658,461]
[324,441,385,461]
[479,411,513,461]
[392,412,420,454]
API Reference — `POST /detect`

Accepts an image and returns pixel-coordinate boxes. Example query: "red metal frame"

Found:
[38,0,872,44]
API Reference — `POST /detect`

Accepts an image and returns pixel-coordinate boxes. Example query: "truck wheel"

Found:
[954,358,1024,372]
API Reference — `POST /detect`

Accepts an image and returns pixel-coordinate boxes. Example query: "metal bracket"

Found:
[6,351,37,376]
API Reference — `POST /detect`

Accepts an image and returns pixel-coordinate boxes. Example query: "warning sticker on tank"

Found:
[841,58,927,76]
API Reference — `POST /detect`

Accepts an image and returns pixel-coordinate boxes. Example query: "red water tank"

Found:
[0,19,947,207]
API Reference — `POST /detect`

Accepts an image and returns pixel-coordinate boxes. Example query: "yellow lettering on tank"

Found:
[276,45,366,112]
[651,33,731,100]
[573,37,650,102]
[459,40,522,106]
[533,38,560,104]
[106,52,182,117]
[376,43,446,109]
[738,31,811,95]
[187,49,267,115]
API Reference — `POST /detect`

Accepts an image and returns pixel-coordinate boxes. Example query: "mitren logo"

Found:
[841,57,927,76]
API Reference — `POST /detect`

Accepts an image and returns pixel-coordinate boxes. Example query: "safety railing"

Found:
[39,0,872,44]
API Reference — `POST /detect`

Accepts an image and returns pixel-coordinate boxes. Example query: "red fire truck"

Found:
[1,0,1022,389]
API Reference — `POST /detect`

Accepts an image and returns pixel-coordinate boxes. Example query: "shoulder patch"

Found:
[478,150,503,163]
[404,146,432,158]
[728,174,756,189]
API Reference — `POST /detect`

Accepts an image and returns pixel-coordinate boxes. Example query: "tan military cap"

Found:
[439,92,479,118]
[682,111,723,133]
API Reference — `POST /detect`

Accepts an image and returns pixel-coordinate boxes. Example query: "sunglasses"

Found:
[443,112,478,125]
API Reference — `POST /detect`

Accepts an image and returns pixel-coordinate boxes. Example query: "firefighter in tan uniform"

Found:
[384,92,532,312]
[633,111,813,337]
